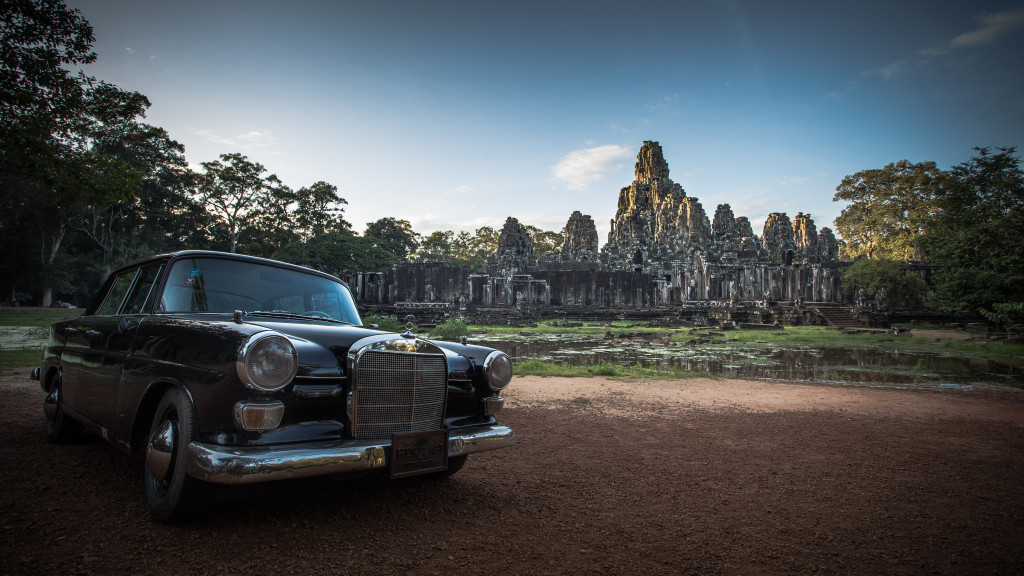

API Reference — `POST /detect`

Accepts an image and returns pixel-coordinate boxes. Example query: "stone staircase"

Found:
[811,303,860,329]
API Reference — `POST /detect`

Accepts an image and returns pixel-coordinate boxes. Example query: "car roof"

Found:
[118,250,346,284]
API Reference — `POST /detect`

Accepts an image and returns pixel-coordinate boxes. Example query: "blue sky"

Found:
[68,0,1024,243]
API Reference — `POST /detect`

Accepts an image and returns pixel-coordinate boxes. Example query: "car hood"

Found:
[243,319,396,378]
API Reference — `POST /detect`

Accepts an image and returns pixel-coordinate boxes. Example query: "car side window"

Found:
[123,265,164,314]
[95,270,137,316]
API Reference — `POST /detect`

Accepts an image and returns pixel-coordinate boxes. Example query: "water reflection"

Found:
[473,335,1024,386]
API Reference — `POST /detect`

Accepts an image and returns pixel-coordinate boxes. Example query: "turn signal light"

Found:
[234,401,285,432]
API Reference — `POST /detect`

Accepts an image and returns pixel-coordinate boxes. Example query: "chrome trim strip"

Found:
[292,384,344,399]
[184,424,514,485]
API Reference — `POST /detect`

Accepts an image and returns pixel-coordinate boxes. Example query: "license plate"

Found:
[390,429,449,479]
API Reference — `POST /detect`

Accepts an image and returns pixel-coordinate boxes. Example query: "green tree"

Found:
[450,231,474,264]
[1,0,209,304]
[415,230,454,262]
[237,175,296,258]
[832,160,941,260]
[1,0,105,305]
[919,147,1024,312]
[71,83,190,276]
[470,226,499,257]
[0,0,95,150]
[365,217,419,261]
[840,258,929,309]
[195,153,280,253]
[293,181,351,239]
[525,225,564,260]
[275,232,400,271]
[458,226,500,272]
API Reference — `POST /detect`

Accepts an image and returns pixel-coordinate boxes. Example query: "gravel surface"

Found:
[2,369,1022,575]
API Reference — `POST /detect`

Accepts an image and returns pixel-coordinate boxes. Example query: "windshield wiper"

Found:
[245,310,351,325]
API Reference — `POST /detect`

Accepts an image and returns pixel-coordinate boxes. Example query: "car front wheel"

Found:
[144,388,208,522]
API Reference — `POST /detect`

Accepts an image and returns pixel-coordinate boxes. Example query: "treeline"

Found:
[0,0,562,307]
[831,148,1024,318]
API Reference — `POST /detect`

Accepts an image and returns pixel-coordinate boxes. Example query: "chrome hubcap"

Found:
[43,387,59,420]
[146,419,176,482]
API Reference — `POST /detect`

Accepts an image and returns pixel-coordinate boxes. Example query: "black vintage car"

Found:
[34,251,514,522]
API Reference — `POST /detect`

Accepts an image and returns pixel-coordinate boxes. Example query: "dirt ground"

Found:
[1,367,1022,576]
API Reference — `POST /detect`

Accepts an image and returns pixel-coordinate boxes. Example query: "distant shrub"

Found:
[589,361,619,376]
[362,313,403,332]
[429,317,470,342]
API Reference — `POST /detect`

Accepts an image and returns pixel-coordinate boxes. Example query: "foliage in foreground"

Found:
[978,303,1024,332]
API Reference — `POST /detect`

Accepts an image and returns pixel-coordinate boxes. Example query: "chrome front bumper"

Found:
[184,424,514,485]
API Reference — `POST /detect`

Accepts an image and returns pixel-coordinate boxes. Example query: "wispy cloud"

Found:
[642,94,679,113]
[858,8,1024,81]
[778,176,810,186]
[195,129,276,149]
[552,145,633,191]
[442,184,473,197]
[920,7,1024,57]
[861,60,906,79]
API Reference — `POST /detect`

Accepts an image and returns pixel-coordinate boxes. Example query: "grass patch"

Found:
[514,358,713,380]
[0,349,42,372]
[471,321,669,338]
[514,359,587,377]
[0,308,79,326]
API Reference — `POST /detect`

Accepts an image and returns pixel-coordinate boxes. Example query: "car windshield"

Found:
[158,257,362,324]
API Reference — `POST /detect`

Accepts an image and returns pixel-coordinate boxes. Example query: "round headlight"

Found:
[237,332,297,392]
[484,351,512,390]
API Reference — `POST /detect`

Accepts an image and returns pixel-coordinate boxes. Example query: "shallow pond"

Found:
[471,334,1024,387]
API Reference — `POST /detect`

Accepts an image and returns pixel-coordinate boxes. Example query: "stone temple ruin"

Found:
[344,141,849,326]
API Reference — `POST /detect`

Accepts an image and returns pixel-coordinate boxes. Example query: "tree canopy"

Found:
[195,153,283,254]
[832,160,941,260]
[917,147,1024,313]
[840,258,929,309]
[833,148,1024,314]
[365,217,419,261]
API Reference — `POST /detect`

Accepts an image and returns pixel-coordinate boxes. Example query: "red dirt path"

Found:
[2,370,1022,575]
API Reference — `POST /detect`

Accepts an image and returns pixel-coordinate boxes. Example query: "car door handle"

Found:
[85,330,102,339]
[118,317,137,333]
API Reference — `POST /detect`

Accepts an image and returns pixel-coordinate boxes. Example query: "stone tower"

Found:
[604,141,710,266]
[485,217,535,275]
[561,211,599,261]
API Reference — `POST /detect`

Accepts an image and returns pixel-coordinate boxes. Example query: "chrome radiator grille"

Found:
[352,350,448,440]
